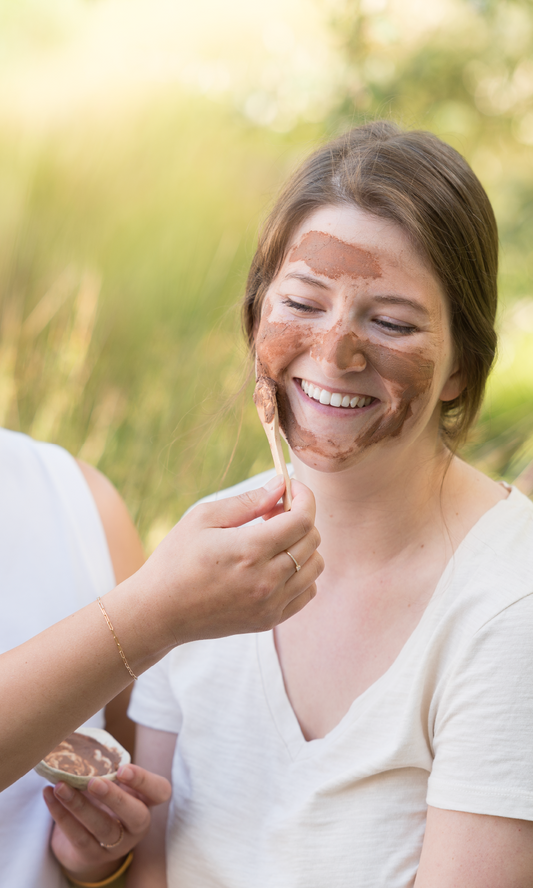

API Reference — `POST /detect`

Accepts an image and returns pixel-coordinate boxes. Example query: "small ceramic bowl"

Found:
[34,727,131,790]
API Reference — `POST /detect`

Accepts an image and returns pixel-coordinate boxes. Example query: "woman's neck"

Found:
[291,436,457,571]
[291,434,508,580]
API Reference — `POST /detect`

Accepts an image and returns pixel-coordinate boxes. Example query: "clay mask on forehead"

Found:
[289,230,382,280]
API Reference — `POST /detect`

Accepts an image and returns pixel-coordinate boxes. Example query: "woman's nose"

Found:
[314,329,367,372]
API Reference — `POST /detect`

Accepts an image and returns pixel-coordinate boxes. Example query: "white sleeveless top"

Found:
[0,428,116,888]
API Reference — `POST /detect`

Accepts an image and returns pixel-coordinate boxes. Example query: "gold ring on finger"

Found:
[285,550,301,573]
[99,820,124,849]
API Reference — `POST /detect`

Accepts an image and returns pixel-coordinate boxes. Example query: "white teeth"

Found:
[300,380,373,410]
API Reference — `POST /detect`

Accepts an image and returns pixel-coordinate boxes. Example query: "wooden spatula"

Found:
[253,375,292,511]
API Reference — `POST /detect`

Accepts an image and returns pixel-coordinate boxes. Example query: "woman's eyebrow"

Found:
[372,294,430,318]
[282,271,331,290]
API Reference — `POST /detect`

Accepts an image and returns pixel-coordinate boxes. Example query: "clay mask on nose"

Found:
[311,326,367,371]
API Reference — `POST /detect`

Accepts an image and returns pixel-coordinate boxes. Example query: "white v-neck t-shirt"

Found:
[130,471,533,888]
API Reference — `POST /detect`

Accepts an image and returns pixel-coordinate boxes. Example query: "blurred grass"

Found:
[2,0,533,554]
[0,96,321,549]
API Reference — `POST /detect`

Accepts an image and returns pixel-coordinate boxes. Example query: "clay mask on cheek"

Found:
[357,340,435,446]
[309,329,435,445]
[255,312,320,453]
[256,319,435,461]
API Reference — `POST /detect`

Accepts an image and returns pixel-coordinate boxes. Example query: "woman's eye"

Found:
[281,298,321,314]
[374,318,418,334]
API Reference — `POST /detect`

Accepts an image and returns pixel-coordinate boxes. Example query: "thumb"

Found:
[202,475,286,529]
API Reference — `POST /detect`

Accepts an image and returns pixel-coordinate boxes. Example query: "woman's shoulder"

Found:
[478,484,533,585]
[0,428,143,585]
[444,480,533,632]
[76,460,144,583]
[464,476,533,557]
[0,426,92,503]
[446,457,533,562]
[0,425,71,464]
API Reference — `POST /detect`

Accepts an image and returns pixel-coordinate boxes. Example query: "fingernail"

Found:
[117,765,134,782]
[264,474,283,491]
[88,778,109,797]
[54,781,74,801]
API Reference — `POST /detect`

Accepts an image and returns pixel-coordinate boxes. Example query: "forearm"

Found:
[0,580,173,790]
[1,477,321,789]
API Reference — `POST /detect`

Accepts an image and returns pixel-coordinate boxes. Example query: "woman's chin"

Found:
[278,390,389,474]
[288,440,373,474]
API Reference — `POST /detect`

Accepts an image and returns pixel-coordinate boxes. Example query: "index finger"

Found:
[246,479,317,559]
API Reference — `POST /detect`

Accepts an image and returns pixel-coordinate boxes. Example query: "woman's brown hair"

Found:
[242,120,498,446]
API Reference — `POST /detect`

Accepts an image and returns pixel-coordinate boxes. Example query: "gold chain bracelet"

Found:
[97,598,137,681]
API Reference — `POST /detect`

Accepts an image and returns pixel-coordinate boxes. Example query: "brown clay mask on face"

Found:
[355,338,434,447]
[255,228,436,462]
[310,322,367,371]
[255,233,383,459]
[289,230,382,280]
[308,326,434,446]
[256,316,435,463]
[255,317,321,455]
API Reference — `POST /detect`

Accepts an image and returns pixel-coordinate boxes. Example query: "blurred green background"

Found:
[1,0,532,552]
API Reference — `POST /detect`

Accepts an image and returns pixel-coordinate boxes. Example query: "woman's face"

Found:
[255,204,463,472]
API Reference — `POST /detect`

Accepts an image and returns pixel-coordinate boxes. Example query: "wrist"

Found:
[103,575,178,675]
[63,851,133,887]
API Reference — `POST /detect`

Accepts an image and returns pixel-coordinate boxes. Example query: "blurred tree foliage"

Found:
[327,0,533,479]
[329,0,533,274]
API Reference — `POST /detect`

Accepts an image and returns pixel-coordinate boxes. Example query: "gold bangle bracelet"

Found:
[97,598,137,681]
[64,851,134,887]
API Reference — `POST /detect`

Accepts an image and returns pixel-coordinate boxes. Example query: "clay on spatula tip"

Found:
[253,375,292,511]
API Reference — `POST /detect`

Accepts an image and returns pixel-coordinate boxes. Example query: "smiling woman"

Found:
[253,205,458,466]
[244,121,498,448]
[122,121,533,888]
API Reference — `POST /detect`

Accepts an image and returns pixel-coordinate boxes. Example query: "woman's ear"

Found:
[439,363,465,403]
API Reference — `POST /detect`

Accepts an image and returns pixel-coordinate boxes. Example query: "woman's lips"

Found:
[294,378,378,414]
